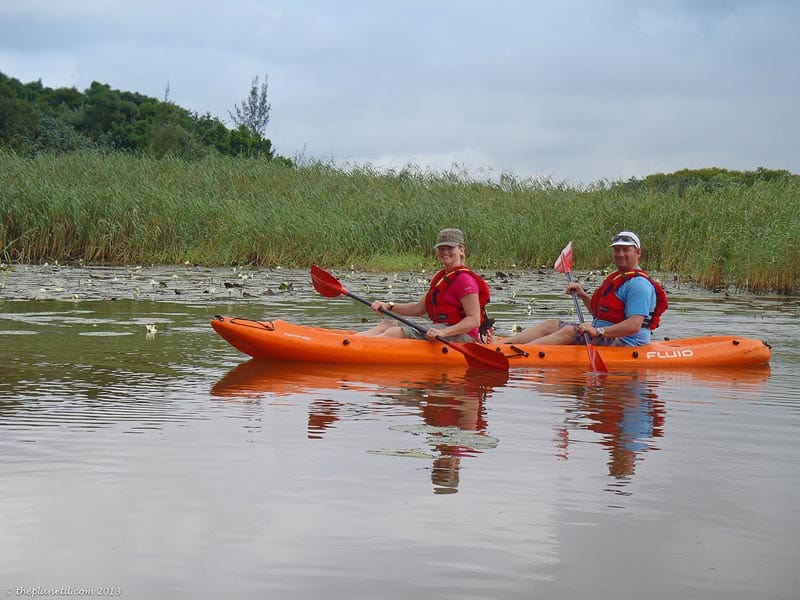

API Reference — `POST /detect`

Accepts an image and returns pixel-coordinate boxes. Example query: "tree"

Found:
[0,70,294,162]
[228,124,274,159]
[0,90,39,151]
[194,112,231,154]
[228,74,271,138]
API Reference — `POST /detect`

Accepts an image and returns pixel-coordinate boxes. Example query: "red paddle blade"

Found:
[554,241,574,274]
[586,343,609,373]
[452,342,510,371]
[310,264,347,298]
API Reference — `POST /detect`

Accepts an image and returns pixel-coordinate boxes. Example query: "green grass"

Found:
[1,150,798,293]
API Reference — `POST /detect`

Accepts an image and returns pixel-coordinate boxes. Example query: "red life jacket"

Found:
[589,269,668,330]
[424,267,491,330]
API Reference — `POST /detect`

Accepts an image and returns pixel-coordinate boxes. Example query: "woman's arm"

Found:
[371,297,427,317]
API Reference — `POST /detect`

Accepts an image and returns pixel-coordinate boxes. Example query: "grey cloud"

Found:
[1,0,798,184]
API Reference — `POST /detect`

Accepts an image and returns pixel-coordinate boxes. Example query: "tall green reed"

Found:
[1,150,797,293]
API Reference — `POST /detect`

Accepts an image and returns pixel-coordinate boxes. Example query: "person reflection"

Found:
[597,380,664,481]
[307,398,342,439]
[421,384,489,494]
[384,370,504,495]
[212,359,504,494]
[556,374,664,484]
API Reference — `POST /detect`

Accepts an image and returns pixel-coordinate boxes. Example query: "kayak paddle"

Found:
[310,264,509,371]
[554,242,609,373]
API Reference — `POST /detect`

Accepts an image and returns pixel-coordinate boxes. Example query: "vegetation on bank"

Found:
[1,151,798,294]
[0,70,290,164]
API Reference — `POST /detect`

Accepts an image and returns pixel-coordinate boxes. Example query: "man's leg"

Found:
[501,319,561,344]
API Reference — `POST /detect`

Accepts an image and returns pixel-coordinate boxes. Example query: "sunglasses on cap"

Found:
[612,235,636,244]
[611,234,641,248]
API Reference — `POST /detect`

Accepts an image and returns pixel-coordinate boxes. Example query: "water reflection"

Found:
[2,269,797,598]
[212,361,507,494]
[307,397,341,439]
[373,367,506,495]
[554,373,664,488]
[521,365,772,495]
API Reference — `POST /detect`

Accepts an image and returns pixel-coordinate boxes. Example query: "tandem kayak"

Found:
[210,316,772,369]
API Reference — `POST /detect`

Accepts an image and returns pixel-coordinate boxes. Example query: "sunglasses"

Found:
[612,235,639,246]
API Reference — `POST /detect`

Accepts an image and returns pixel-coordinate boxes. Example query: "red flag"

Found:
[554,242,573,274]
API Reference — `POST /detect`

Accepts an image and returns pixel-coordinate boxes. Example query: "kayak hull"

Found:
[211,316,772,369]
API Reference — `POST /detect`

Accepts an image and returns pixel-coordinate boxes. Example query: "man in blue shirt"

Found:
[500,231,666,347]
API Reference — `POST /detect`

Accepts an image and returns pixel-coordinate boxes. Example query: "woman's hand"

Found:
[426,326,445,340]
[370,300,393,314]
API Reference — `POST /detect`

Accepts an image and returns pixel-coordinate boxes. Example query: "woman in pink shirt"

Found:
[359,228,490,342]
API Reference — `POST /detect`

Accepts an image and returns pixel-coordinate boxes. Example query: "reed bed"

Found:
[1,150,798,293]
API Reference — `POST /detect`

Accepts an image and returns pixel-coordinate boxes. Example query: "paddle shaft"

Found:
[566,272,608,372]
[566,272,591,339]
[345,291,454,341]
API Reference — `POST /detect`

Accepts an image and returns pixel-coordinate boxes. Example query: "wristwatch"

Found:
[387,302,395,311]
[596,327,605,338]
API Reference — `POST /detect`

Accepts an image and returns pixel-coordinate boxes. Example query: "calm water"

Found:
[1,265,798,599]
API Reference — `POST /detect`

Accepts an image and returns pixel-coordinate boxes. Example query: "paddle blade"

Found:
[310,264,347,298]
[452,342,510,371]
[554,241,574,274]
[586,342,609,373]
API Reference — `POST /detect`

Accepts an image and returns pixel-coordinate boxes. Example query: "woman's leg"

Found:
[372,325,407,338]
[357,319,397,336]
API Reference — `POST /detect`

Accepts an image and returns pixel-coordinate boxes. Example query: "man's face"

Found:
[612,244,641,270]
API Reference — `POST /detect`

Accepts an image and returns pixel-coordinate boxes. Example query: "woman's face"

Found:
[436,244,465,268]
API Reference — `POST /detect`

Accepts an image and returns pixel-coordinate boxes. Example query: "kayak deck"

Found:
[211,316,772,369]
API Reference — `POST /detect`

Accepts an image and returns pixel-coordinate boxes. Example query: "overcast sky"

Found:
[2,0,798,185]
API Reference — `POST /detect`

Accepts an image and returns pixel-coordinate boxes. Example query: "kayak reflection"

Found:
[211,360,509,494]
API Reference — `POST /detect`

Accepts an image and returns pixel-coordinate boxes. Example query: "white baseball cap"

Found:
[610,231,641,249]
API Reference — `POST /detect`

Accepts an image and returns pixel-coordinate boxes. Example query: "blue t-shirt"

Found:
[593,275,656,345]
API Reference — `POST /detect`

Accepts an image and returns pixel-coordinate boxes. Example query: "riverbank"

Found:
[3,262,795,311]
[2,151,798,293]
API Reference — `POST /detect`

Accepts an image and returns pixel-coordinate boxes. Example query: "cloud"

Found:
[1,0,798,184]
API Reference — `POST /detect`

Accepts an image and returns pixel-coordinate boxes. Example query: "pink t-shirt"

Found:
[439,270,480,339]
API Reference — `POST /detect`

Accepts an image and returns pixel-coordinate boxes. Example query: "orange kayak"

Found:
[211,316,772,369]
